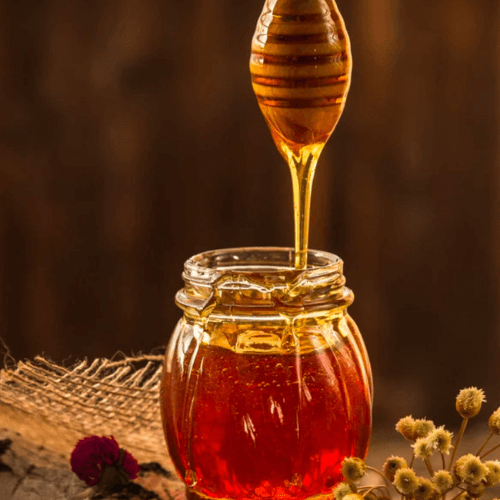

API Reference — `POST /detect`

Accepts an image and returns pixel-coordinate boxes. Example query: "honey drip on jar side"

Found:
[250,0,352,269]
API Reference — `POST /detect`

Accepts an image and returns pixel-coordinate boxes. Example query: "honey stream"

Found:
[250,0,352,268]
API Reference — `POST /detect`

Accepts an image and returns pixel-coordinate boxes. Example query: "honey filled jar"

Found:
[160,247,373,500]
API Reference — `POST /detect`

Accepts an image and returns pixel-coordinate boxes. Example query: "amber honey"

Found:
[161,336,371,500]
[250,0,352,268]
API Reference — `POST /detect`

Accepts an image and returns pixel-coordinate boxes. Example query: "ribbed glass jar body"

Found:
[160,248,372,500]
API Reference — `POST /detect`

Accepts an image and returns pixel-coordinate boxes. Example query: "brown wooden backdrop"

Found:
[0,0,499,425]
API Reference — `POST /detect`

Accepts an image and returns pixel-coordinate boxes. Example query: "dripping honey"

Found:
[250,0,352,268]
[161,335,371,500]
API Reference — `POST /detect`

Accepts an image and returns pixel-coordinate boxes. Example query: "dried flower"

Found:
[456,388,486,419]
[413,437,434,459]
[414,478,437,500]
[427,426,453,454]
[432,470,455,494]
[395,416,416,441]
[70,435,140,488]
[466,483,486,498]
[484,460,500,487]
[341,457,366,482]
[413,419,436,439]
[325,388,500,500]
[333,482,354,500]
[382,456,407,482]
[343,494,364,500]
[489,408,500,435]
[393,468,418,495]
[454,454,488,485]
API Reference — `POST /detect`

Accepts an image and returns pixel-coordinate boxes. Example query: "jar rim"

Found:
[183,246,342,283]
[178,247,350,312]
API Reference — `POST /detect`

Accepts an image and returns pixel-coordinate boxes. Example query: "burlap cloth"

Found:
[0,339,185,498]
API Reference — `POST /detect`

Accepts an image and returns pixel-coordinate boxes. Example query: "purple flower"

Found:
[70,435,141,487]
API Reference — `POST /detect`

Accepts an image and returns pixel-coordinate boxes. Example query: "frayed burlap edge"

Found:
[0,343,174,473]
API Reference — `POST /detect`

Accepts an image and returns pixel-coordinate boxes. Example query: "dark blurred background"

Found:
[0,0,499,428]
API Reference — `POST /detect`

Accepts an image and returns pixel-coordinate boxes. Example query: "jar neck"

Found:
[176,247,353,315]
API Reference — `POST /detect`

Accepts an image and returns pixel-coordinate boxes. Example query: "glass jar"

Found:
[160,247,373,500]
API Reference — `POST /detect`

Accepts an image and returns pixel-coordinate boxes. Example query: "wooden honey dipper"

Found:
[250,0,352,269]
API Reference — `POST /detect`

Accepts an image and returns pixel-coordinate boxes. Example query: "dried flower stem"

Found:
[366,466,391,490]
[359,485,392,497]
[73,487,94,499]
[349,482,359,493]
[480,442,500,459]
[476,432,494,456]
[449,491,465,500]
[440,452,446,470]
[424,458,435,476]
[448,417,468,470]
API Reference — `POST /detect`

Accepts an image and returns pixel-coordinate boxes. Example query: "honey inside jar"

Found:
[163,339,371,500]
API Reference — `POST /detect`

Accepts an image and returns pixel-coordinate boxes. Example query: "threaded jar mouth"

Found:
[177,247,352,314]
[184,247,341,281]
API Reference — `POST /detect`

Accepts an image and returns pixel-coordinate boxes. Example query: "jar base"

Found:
[186,487,205,500]
[185,486,338,500]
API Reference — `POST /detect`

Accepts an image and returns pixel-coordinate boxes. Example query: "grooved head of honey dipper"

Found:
[250,0,352,158]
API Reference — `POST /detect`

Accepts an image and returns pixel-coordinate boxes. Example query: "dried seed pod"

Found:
[341,456,366,482]
[396,416,416,441]
[456,388,486,418]
[454,454,488,486]
[489,408,500,434]
[383,456,408,482]
[432,470,455,494]
[466,483,486,498]
[413,419,436,439]
[343,495,364,500]
[333,482,354,500]
[484,460,500,487]
[393,468,419,495]
[427,426,453,455]
[413,478,437,500]
[413,437,434,459]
